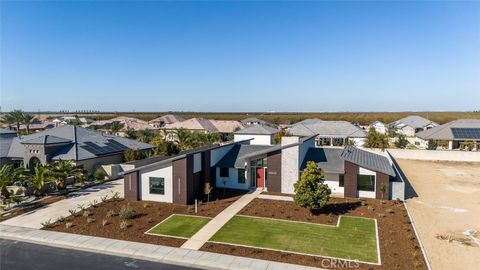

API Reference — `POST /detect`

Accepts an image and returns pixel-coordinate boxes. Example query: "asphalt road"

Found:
[0,239,200,270]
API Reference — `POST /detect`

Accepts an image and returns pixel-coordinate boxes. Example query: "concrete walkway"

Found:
[181,189,262,250]
[1,179,123,229]
[257,194,294,201]
[0,224,322,270]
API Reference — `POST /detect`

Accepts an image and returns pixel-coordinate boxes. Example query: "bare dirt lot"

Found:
[397,159,480,270]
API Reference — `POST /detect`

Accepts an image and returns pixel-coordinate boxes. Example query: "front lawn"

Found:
[146,214,211,238]
[210,215,378,263]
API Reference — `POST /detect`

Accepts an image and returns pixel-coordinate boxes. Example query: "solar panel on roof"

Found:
[451,128,480,140]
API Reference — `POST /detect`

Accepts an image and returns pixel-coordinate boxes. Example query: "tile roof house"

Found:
[87,116,158,137]
[240,117,275,127]
[368,121,388,134]
[149,114,185,128]
[0,128,17,167]
[5,125,153,172]
[123,135,403,205]
[415,119,480,150]
[287,118,367,147]
[163,118,244,139]
[390,116,438,137]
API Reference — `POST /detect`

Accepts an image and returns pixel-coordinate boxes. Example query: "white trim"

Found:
[214,214,380,265]
[144,214,212,240]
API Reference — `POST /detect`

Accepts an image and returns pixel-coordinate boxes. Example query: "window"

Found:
[238,169,246,184]
[149,177,165,194]
[357,175,375,191]
[220,167,229,178]
[339,174,344,187]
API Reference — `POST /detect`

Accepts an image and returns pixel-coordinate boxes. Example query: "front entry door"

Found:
[256,168,264,188]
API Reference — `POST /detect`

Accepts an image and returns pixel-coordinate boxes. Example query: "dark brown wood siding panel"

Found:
[185,155,195,205]
[344,161,358,198]
[266,150,282,192]
[375,172,390,200]
[172,158,188,204]
[203,151,211,185]
[124,172,139,201]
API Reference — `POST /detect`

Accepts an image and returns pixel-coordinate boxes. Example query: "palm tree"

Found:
[0,165,29,203]
[110,121,122,135]
[29,164,54,197]
[52,160,84,190]
[175,128,192,150]
[0,109,25,136]
[124,128,137,139]
[22,113,37,134]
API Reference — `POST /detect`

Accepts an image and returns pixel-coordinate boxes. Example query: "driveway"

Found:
[1,179,123,229]
[397,159,480,270]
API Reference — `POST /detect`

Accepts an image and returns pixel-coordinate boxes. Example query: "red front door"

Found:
[256,168,264,188]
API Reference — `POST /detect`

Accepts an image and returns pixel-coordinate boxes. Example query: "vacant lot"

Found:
[146,214,211,238]
[397,159,480,270]
[210,215,378,263]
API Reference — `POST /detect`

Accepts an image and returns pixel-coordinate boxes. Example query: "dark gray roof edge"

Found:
[340,146,396,177]
[124,139,253,174]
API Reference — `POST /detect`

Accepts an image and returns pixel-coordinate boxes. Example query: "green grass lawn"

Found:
[146,214,211,238]
[210,215,378,263]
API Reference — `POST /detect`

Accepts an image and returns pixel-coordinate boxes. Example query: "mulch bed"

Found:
[45,188,246,248]
[201,197,427,270]
[0,196,66,222]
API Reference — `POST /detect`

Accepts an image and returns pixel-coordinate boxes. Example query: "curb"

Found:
[0,224,324,270]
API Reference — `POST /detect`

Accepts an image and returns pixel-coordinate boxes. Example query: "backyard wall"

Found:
[387,149,480,162]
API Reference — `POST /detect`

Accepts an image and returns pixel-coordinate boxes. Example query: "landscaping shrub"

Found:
[65,222,73,229]
[119,203,134,219]
[105,209,117,217]
[120,220,130,229]
[56,216,65,223]
[68,209,77,217]
[41,219,53,228]
[102,219,108,226]
[82,210,92,217]
[93,168,106,181]
[86,217,95,223]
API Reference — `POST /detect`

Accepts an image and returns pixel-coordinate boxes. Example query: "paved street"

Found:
[1,179,123,229]
[0,239,199,270]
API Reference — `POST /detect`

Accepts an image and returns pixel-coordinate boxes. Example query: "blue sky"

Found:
[1,1,479,112]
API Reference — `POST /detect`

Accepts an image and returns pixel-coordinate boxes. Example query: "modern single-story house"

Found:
[368,121,388,135]
[149,114,185,128]
[286,119,367,147]
[4,125,153,172]
[163,118,244,141]
[123,135,403,205]
[0,128,17,167]
[415,119,480,150]
[233,125,279,145]
[390,116,438,137]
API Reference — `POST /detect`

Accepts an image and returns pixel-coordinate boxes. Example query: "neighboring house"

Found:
[10,121,57,133]
[287,118,367,147]
[369,121,388,135]
[0,128,17,167]
[53,116,94,125]
[164,118,243,140]
[5,125,153,172]
[390,116,438,137]
[149,114,185,128]
[123,135,403,205]
[87,116,158,137]
[415,119,480,150]
[241,117,274,127]
[233,125,278,145]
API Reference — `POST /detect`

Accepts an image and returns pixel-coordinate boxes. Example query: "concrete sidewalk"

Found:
[181,189,262,250]
[1,179,123,229]
[0,224,323,270]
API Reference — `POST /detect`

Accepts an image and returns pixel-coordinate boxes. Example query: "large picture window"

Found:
[237,169,246,184]
[339,174,344,187]
[149,177,165,194]
[220,167,229,177]
[357,175,375,191]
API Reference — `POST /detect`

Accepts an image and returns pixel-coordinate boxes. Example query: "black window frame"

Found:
[220,167,229,178]
[357,175,375,191]
[237,169,246,184]
[149,177,165,195]
[339,174,345,187]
